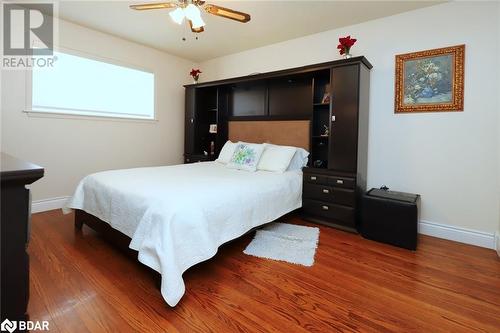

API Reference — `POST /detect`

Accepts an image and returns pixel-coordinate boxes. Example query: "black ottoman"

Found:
[360,188,420,250]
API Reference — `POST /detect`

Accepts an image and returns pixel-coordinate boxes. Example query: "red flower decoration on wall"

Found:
[337,36,357,56]
[190,69,202,80]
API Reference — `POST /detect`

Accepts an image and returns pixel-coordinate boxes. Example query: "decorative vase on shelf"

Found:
[190,68,202,84]
[337,35,356,60]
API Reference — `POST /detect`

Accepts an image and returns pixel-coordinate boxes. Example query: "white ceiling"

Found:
[55,1,442,62]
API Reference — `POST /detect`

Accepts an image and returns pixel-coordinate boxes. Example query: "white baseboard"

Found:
[31,196,70,214]
[419,220,495,250]
[31,197,497,250]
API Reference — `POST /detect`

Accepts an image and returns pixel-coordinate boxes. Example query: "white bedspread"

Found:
[65,162,302,306]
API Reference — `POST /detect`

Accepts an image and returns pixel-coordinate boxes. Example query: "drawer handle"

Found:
[322,189,330,194]
[310,176,317,181]
[336,179,344,184]
[321,205,329,211]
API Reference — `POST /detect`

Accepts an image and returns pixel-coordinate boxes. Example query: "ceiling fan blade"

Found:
[129,2,177,10]
[188,20,204,33]
[204,4,250,23]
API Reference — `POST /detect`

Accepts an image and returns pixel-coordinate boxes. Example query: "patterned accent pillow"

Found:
[226,143,265,172]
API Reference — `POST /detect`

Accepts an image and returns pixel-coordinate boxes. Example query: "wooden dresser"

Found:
[1,153,44,324]
[302,168,357,232]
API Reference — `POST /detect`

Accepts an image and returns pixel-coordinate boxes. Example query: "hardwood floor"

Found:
[29,210,499,333]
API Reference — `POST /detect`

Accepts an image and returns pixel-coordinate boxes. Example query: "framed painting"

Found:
[395,44,465,113]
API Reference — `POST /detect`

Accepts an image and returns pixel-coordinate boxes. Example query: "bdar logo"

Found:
[0,319,17,333]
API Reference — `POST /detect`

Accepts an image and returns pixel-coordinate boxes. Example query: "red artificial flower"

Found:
[338,35,357,48]
[337,35,357,56]
[190,69,202,77]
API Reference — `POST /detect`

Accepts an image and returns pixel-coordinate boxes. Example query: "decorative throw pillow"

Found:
[226,143,264,172]
[257,144,297,173]
[216,140,237,164]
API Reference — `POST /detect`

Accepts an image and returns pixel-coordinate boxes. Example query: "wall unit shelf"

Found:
[185,57,372,230]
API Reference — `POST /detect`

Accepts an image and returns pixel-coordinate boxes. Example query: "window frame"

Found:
[25,45,157,122]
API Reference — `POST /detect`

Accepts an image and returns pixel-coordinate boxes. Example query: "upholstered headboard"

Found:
[228,120,310,151]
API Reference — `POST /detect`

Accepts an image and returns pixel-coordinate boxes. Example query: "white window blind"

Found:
[31,51,155,120]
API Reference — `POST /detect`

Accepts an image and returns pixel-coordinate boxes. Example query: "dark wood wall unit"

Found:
[304,61,371,232]
[184,87,197,156]
[356,64,371,192]
[329,64,360,172]
[196,87,217,155]
[1,153,44,329]
[229,81,267,117]
[268,75,313,118]
[184,57,372,231]
[184,57,372,89]
[185,86,229,160]
[216,87,229,156]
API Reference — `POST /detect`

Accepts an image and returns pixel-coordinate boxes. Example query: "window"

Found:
[29,50,155,120]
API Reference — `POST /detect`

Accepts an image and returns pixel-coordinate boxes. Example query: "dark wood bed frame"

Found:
[74,118,310,255]
[75,209,139,258]
[75,209,165,288]
[73,118,309,283]
[74,208,297,263]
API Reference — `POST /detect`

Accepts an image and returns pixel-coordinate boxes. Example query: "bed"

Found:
[65,120,310,306]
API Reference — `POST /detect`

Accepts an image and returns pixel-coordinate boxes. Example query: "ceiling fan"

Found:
[129,0,251,33]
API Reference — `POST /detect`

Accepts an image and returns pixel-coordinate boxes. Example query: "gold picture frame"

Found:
[395,44,465,113]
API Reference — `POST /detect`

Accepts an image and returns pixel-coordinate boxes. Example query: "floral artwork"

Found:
[403,56,452,103]
[395,45,464,113]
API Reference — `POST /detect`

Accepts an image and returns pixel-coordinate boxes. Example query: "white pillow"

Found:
[216,140,237,164]
[257,144,297,173]
[226,142,265,172]
[259,143,309,171]
[287,147,310,171]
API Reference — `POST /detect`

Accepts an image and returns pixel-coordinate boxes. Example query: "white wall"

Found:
[497,1,500,254]
[1,19,195,201]
[200,2,500,237]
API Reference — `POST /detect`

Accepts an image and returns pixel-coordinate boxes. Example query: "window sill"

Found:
[23,109,158,123]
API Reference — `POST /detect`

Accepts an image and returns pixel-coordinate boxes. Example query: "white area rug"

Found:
[243,223,320,267]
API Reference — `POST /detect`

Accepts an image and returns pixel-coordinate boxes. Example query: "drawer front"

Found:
[303,199,355,224]
[329,176,355,189]
[303,183,333,202]
[303,173,329,185]
[303,183,355,206]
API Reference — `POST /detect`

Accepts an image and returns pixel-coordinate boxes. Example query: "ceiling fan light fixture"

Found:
[169,7,185,24]
[184,4,205,28]
[190,15,205,29]
[130,2,250,33]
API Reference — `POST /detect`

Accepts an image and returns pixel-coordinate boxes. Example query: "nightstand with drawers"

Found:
[302,168,358,232]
